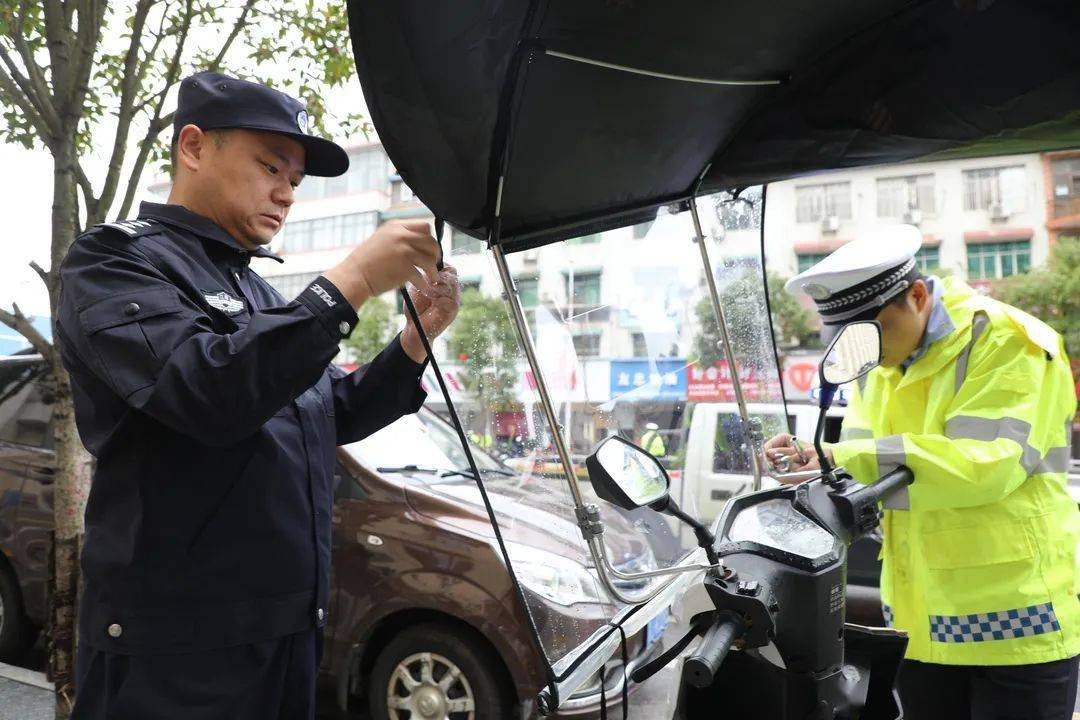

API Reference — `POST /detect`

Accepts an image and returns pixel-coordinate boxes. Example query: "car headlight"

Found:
[503,541,605,607]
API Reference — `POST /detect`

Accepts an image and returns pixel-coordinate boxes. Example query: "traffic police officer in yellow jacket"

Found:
[766,225,1079,719]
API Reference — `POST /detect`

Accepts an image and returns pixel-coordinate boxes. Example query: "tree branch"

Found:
[0,304,55,362]
[205,0,258,72]
[41,0,72,122]
[0,56,55,144]
[72,160,97,221]
[95,0,154,217]
[66,0,108,122]
[9,0,65,133]
[115,0,195,220]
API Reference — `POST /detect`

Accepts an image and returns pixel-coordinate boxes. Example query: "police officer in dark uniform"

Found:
[57,71,461,719]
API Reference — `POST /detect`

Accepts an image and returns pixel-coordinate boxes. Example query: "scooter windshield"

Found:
[426,188,788,698]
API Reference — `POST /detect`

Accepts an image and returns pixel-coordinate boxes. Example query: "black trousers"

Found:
[897,656,1079,720]
[71,628,323,720]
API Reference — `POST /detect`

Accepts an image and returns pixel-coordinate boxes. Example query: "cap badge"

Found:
[296,110,309,134]
[803,283,831,300]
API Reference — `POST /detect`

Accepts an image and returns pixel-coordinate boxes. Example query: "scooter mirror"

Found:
[820,320,882,386]
[586,435,671,511]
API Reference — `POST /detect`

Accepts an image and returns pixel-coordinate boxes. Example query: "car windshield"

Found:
[343,409,504,478]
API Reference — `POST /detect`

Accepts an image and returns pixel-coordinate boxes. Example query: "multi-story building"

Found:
[762,153,1052,290]
[151,144,1067,452]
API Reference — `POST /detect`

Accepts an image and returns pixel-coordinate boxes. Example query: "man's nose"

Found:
[273,182,295,208]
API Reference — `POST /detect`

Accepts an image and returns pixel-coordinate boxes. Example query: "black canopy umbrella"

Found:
[347,0,1080,252]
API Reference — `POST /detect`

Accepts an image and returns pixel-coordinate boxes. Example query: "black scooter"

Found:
[586,320,911,720]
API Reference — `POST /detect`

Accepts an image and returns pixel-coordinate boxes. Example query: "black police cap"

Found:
[173,72,349,177]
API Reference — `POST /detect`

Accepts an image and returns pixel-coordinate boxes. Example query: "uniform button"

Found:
[123,302,140,316]
[107,623,123,638]
[316,608,325,623]
[339,321,351,336]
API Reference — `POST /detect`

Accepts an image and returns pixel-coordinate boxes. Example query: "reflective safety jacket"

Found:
[832,277,1079,666]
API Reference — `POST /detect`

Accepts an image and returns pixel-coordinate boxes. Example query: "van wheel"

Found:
[368,622,510,720]
[0,563,29,663]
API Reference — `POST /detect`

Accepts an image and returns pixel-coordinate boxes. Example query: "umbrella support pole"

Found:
[688,195,766,493]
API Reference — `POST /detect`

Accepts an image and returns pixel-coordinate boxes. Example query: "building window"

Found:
[398,182,415,202]
[278,212,378,253]
[572,332,601,358]
[449,228,484,255]
[631,332,649,357]
[796,253,829,274]
[264,271,321,300]
[460,279,481,295]
[346,149,390,194]
[962,166,1026,212]
[966,240,1031,280]
[876,175,936,218]
[795,182,851,223]
[514,276,539,307]
[1050,157,1080,219]
[565,271,601,307]
[915,246,940,272]
[567,233,601,245]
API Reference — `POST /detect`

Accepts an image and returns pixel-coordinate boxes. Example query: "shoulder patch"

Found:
[90,219,163,239]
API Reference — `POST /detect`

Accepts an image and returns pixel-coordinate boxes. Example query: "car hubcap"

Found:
[386,651,476,720]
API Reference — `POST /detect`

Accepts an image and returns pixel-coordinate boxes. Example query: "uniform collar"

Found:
[138,201,283,263]
[893,276,979,390]
[900,276,953,372]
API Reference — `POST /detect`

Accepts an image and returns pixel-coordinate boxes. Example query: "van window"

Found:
[0,363,53,450]
[712,413,752,474]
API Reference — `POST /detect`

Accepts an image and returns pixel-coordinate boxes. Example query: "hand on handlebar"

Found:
[763,433,833,483]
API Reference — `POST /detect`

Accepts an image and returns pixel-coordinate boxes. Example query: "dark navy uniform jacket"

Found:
[56,201,427,655]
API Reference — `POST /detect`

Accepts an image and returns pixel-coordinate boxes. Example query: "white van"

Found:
[670,401,849,524]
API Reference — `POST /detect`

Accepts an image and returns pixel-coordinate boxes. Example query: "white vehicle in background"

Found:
[672,401,849,524]
[675,402,1080,521]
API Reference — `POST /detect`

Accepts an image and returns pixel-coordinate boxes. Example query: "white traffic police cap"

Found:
[785,224,923,340]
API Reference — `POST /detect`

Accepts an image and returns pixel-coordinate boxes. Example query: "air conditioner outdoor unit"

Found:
[821,215,840,233]
[988,201,1009,221]
[902,208,923,225]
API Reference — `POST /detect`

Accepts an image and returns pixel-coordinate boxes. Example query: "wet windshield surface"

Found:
[414,189,788,675]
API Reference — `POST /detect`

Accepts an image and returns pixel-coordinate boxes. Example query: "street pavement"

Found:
[4,629,1078,719]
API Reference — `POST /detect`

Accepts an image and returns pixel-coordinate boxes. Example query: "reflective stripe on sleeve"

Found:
[840,427,874,441]
[945,415,1070,476]
[874,435,910,509]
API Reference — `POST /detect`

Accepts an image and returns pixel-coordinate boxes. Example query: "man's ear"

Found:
[910,278,931,312]
[174,124,207,175]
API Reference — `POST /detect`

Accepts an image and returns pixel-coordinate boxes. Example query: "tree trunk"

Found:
[47,141,91,720]
[47,367,91,720]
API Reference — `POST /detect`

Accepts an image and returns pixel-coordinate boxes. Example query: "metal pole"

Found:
[689,196,765,492]
[490,244,695,604]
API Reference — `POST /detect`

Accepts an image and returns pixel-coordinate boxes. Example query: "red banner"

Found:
[687,361,781,402]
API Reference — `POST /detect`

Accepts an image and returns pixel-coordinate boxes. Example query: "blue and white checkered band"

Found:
[929,602,1060,643]
[816,257,918,322]
[882,603,894,627]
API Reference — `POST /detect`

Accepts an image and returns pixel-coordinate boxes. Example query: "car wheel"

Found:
[0,563,29,663]
[368,622,511,720]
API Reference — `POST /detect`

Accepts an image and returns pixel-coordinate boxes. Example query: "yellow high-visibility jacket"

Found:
[832,276,1079,666]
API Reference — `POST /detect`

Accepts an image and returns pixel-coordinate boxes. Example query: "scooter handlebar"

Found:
[684,615,744,688]
[844,466,913,507]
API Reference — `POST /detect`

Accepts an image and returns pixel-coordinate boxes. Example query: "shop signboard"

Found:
[609,359,687,400]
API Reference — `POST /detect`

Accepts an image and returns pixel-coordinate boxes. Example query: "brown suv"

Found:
[0,355,668,718]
